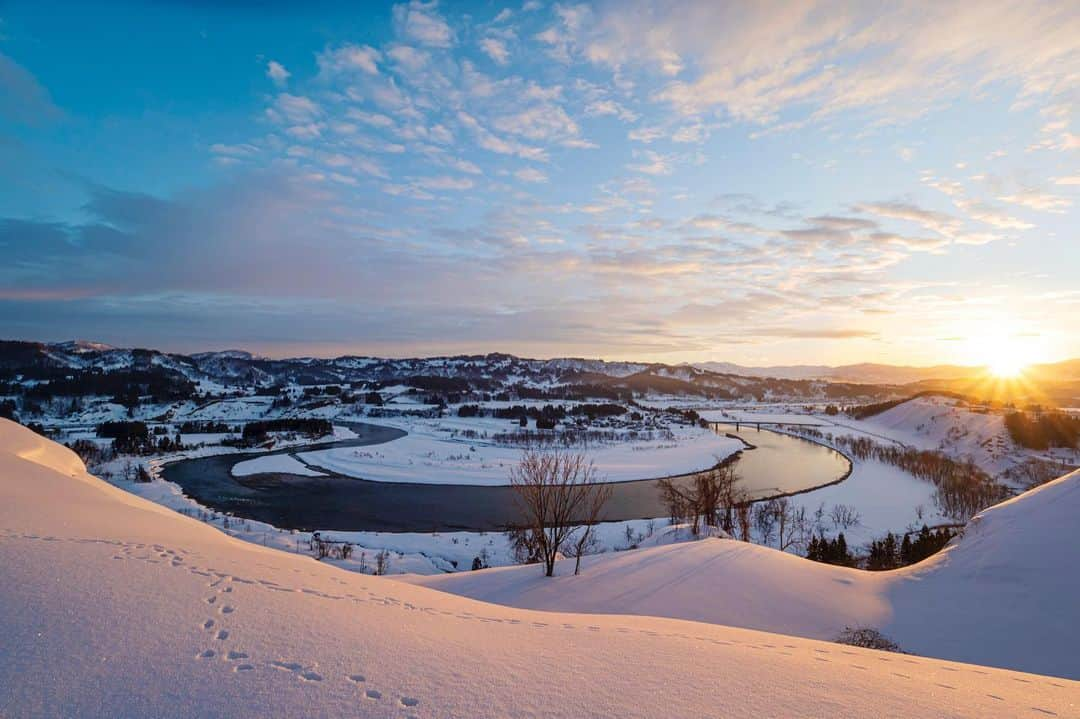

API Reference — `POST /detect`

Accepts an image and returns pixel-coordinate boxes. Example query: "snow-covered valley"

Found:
[1,419,1076,718]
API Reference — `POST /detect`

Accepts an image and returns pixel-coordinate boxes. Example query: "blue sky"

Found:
[1,1,1077,365]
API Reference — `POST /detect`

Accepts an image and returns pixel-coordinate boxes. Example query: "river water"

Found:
[160,421,850,532]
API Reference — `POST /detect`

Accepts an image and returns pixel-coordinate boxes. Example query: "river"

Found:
[160,421,851,532]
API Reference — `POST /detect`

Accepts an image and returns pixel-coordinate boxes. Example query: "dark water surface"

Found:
[161,421,850,532]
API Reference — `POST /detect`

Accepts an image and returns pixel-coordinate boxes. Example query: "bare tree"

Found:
[374,548,391,575]
[658,465,746,536]
[753,501,777,546]
[735,500,753,542]
[509,450,612,577]
[759,497,811,552]
[568,521,601,576]
[830,504,860,531]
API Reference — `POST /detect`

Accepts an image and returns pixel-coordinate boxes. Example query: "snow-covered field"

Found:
[1,419,1075,718]
[786,458,946,543]
[296,416,742,485]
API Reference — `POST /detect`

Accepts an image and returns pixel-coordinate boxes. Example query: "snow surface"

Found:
[299,416,742,485]
[2,419,1075,717]
[231,454,326,477]
[407,468,1080,680]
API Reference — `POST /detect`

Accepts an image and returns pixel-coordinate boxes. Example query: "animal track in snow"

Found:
[365,689,382,700]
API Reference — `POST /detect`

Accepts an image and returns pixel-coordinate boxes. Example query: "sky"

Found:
[0,1,1077,366]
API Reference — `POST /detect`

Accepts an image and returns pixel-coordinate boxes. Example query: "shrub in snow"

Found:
[835,627,904,653]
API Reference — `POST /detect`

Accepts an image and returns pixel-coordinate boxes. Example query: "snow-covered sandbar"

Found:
[297,417,744,486]
[231,453,326,477]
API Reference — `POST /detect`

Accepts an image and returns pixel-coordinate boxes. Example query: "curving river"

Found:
[161,421,850,532]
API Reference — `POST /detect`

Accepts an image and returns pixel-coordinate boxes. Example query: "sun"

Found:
[965,330,1034,378]
[988,356,1026,378]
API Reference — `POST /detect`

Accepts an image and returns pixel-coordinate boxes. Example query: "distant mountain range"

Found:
[3,339,1078,406]
[692,361,980,385]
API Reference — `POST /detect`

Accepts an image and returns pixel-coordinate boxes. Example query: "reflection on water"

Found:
[711,423,851,499]
[161,421,851,532]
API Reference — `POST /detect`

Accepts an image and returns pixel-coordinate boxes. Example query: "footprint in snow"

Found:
[271,661,304,673]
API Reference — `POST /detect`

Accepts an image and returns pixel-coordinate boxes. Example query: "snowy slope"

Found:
[409,469,1080,680]
[1,419,1075,718]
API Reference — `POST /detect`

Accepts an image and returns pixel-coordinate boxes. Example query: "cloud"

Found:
[267,93,322,124]
[672,123,707,143]
[514,167,548,183]
[346,109,395,129]
[749,327,879,340]
[0,52,63,125]
[414,175,474,190]
[998,189,1071,213]
[492,103,580,143]
[629,151,673,175]
[266,61,290,86]
[386,45,429,73]
[318,45,381,76]
[393,1,454,48]
[582,1,1080,130]
[457,111,548,160]
[855,201,962,238]
[479,38,510,65]
[628,126,665,143]
[210,143,260,164]
[584,99,638,122]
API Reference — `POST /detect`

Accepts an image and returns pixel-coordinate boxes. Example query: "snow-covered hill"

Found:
[407,466,1080,680]
[839,394,1079,478]
[1,419,1075,717]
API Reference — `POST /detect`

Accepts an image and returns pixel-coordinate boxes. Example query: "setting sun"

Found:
[989,356,1026,378]
[959,325,1042,379]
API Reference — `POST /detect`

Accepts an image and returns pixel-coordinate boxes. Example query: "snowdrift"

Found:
[410,469,1080,680]
[0,420,1075,718]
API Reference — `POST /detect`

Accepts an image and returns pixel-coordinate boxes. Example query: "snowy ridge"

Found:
[408,467,1080,680]
[1,418,1075,717]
